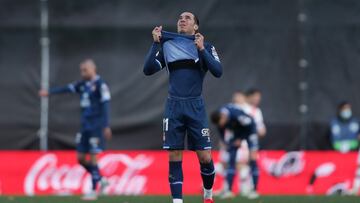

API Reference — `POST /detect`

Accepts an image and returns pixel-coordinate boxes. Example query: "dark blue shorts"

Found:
[76,129,105,154]
[162,96,212,151]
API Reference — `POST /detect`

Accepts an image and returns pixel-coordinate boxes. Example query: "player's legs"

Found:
[247,134,260,199]
[214,143,229,195]
[163,99,187,203]
[196,150,215,201]
[217,142,229,177]
[77,152,93,175]
[76,130,105,193]
[76,152,97,200]
[249,150,259,191]
[88,153,102,191]
[76,132,93,174]
[168,150,184,203]
[224,146,237,193]
[236,141,252,195]
[76,132,90,169]
[185,98,215,201]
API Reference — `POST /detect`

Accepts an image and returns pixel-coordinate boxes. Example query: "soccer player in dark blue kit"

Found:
[211,101,259,199]
[39,59,111,200]
[143,12,222,203]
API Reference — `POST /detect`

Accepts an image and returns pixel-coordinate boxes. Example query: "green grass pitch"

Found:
[0,195,359,203]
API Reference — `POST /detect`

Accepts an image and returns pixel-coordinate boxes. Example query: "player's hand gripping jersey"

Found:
[144,31,222,98]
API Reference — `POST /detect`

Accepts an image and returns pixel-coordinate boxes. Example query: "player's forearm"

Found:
[49,85,73,95]
[143,42,162,75]
[199,49,222,78]
[102,101,110,128]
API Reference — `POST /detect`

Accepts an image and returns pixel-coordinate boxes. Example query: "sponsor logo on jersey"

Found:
[201,128,210,137]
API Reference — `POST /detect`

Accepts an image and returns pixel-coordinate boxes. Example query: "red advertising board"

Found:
[0,150,358,195]
[258,151,358,195]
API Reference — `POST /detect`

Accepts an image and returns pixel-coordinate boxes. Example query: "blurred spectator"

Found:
[330,101,360,153]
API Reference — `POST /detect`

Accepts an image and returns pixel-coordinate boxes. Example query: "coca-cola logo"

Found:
[24,153,153,195]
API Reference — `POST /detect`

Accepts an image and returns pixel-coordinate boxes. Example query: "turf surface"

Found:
[0,195,358,203]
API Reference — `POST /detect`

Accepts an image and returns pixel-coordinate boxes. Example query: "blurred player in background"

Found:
[39,59,111,200]
[143,11,222,203]
[214,91,260,199]
[237,89,266,196]
[211,97,259,199]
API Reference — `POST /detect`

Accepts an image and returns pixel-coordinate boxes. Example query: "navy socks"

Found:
[250,160,259,190]
[169,161,183,199]
[200,160,215,190]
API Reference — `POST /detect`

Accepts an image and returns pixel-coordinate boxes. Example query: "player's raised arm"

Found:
[195,33,222,78]
[38,82,79,97]
[143,26,166,75]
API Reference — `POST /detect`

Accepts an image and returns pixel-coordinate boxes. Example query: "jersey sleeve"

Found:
[143,42,166,75]
[99,81,111,128]
[68,81,82,93]
[220,106,230,116]
[255,109,266,130]
[49,81,81,94]
[199,44,222,78]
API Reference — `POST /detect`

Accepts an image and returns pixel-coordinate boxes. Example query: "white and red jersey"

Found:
[238,103,265,133]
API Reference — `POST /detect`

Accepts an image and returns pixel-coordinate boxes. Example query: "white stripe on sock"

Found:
[201,170,215,176]
[170,181,183,185]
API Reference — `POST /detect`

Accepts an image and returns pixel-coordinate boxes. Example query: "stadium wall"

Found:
[0,0,360,150]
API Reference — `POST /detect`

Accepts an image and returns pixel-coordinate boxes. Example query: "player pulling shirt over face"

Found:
[144,30,221,97]
[143,11,222,203]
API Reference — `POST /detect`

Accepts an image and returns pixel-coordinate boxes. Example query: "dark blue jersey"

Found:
[220,104,257,145]
[143,31,222,98]
[49,75,111,131]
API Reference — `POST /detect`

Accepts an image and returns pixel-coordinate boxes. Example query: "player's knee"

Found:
[169,150,183,161]
[197,150,212,164]
[198,155,212,164]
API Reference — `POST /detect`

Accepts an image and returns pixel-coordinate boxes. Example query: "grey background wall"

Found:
[0,0,359,150]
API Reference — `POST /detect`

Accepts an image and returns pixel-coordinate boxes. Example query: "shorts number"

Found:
[163,118,169,132]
